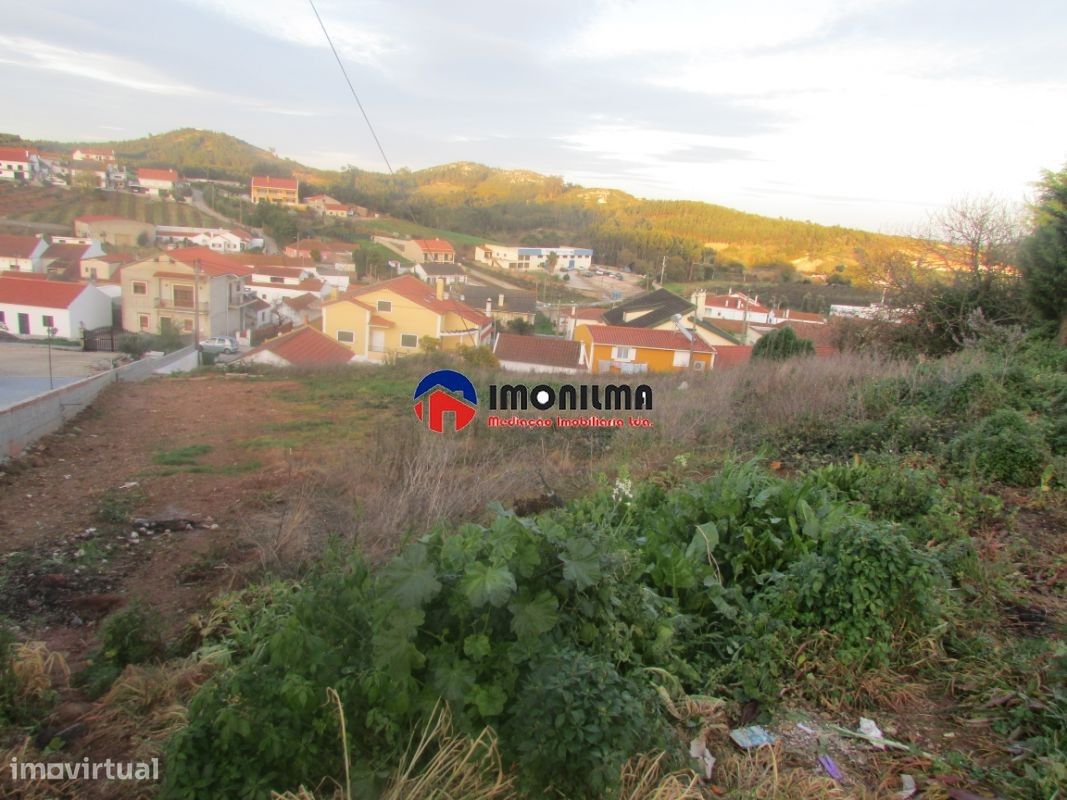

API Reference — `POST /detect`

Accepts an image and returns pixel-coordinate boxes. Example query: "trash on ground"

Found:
[729,725,776,749]
[817,754,843,781]
[858,717,886,749]
[897,774,917,798]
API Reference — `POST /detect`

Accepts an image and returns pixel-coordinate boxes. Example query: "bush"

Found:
[78,603,166,697]
[507,648,668,799]
[118,333,150,359]
[752,326,815,360]
[948,409,1051,486]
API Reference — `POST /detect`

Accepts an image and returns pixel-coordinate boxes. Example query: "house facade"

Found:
[250,176,299,204]
[120,247,254,337]
[691,289,775,325]
[414,262,466,285]
[74,216,156,247]
[0,147,40,182]
[0,274,112,338]
[493,333,586,374]
[41,242,107,279]
[573,324,715,374]
[323,275,491,362]
[475,244,593,272]
[0,235,49,273]
[155,226,260,252]
[372,236,455,264]
[135,168,179,196]
[451,286,537,326]
[72,148,115,163]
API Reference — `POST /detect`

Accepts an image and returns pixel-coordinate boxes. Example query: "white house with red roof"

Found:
[493,333,587,374]
[119,246,255,337]
[135,168,179,196]
[236,325,356,368]
[691,289,775,325]
[154,226,262,253]
[0,147,41,182]
[0,274,112,338]
[0,235,50,273]
[72,147,115,163]
[41,241,107,280]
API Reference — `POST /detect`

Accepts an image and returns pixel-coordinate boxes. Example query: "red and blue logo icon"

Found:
[413,369,478,432]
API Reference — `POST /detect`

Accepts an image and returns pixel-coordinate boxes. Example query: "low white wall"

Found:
[0,345,196,459]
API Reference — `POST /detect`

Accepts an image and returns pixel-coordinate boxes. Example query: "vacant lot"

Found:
[0,184,217,228]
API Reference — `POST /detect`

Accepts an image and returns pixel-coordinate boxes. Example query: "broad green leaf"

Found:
[471,683,507,717]
[383,544,441,609]
[460,562,517,607]
[561,539,602,589]
[509,591,559,641]
[463,634,492,661]
[431,658,476,704]
[687,521,719,560]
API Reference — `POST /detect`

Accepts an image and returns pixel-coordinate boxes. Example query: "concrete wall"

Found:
[0,345,196,459]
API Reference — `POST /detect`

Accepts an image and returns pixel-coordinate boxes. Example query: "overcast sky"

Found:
[1,0,1065,231]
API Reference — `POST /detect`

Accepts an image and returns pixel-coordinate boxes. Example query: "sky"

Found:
[1,0,1065,232]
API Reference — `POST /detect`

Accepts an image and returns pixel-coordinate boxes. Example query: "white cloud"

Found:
[181,0,396,66]
[0,35,208,96]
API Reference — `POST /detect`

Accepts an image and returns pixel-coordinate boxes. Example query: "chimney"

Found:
[784,308,790,320]
[485,298,493,316]
[498,293,505,308]
[435,278,444,300]
[695,289,706,319]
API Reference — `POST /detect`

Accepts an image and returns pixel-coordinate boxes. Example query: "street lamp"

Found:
[46,326,58,389]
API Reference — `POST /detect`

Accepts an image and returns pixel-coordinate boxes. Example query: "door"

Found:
[17,313,29,335]
[370,329,386,353]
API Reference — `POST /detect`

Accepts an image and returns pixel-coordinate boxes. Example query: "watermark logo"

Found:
[413,369,478,433]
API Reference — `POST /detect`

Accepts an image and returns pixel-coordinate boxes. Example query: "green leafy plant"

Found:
[948,409,1051,485]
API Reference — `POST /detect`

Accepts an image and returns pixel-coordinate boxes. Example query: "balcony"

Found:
[229,291,258,309]
[155,298,209,313]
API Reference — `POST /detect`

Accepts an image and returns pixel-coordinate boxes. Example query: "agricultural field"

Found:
[1,336,1065,799]
[0,184,218,229]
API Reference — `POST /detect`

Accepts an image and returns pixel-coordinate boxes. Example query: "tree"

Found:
[1019,166,1067,341]
[752,326,814,361]
[545,252,559,273]
[921,195,1023,280]
[506,318,534,335]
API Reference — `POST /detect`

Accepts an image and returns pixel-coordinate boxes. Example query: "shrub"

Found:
[506,648,668,799]
[78,603,166,697]
[752,326,814,360]
[118,333,150,359]
[948,409,1051,486]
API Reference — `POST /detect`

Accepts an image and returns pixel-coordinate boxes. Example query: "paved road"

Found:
[0,343,120,406]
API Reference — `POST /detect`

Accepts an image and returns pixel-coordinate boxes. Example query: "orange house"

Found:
[574,324,715,374]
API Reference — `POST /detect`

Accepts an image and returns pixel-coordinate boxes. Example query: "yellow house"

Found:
[573,323,715,374]
[322,274,492,361]
[250,176,299,205]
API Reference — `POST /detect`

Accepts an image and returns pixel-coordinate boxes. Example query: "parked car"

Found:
[198,336,239,354]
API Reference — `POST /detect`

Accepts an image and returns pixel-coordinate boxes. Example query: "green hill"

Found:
[11,128,904,274]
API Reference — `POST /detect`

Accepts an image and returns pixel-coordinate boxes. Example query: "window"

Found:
[0,311,5,324]
[132,281,147,295]
[138,314,150,330]
[673,350,691,368]
[376,300,392,312]
[400,333,419,349]
[611,346,634,361]
[336,330,355,343]
[182,319,193,332]
[42,315,55,329]
[173,285,194,308]
[270,276,283,284]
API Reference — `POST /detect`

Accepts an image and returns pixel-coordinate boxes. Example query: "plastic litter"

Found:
[817,754,843,781]
[897,774,917,798]
[859,717,886,750]
[729,725,776,749]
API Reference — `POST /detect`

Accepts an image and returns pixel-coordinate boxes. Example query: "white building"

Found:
[0,275,113,339]
[135,168,179,196]
[0,147,40,182]
[691,289,775,325]
[0,235,50,273]
[247,266,329,304]
[155,226,261,253]
[474,244,593,272]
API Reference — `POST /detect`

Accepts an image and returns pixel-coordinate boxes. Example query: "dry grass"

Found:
[10,641,70,704]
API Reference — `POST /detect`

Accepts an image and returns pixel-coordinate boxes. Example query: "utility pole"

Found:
[659,255,666,287]
[46,326,58,389]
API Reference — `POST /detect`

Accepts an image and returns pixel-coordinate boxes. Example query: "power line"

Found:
[307,0,395,175]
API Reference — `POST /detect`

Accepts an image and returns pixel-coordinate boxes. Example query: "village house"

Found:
[451,286,537,326]
[691,289,775,325]
[0,147,41,182]
[372,236,455,264]
[560,306,607,338]
[155,226,261,253]
[69,160,108,188]
[277,293,321,326]
[72,147,115,163]
[0,273,112,338]
[74,215,155,247]
[493,333,586,374]
[81,252,135,282]
[322,274,491,361]
[236,325,356,368]
[573,324,715,374]
[414,262,466,285]
[247,265,328,304]
[283,239,354,265]
[134,168,179,197]
[0,235,50,273]
[41,241,106,280]
[250,176,299,205]
[474,243,593,272]
[120,246,254,337]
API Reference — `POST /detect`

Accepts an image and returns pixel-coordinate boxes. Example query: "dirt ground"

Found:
[0,373,305,665]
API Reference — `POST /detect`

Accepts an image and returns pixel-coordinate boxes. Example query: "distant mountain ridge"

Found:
[2,128,903,271]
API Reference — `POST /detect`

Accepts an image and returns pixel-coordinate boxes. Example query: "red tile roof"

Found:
[0,234,43,259]
[244,326,353,366]
[0,147,36,162]
[91,252,136,264]
[581,324,715,353]
[0,275,92,309]
[705,293,770,314]
[494,333,583,370]
[565,307,607,321]
[282,293,320,311]
[43,243,92,261]
[74,147,114,157]
[348,275,490,327]
[164,246,253,278]
[413,238,455,254]
[253,265,309,279]
[711,346,753,368]
[251,176,298,191]
[137,167,178,182]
